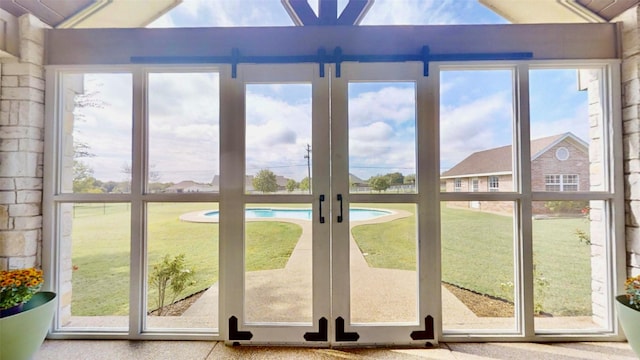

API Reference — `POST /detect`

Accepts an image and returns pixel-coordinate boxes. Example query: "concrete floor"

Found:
[34,340,636,360]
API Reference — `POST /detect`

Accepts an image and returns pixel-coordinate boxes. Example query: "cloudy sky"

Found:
[73,0,589,184]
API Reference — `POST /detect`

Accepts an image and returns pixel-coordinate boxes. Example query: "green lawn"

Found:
[70,203,301,315]
[71,202,592,317]
[352,203,592,316]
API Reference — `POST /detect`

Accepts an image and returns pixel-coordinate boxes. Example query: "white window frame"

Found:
[43,55,625,341]
[488,175,500,192]
[545,174,579,191]
[454,178,462,192]
[437,61,624,342]
[43,65,226,341]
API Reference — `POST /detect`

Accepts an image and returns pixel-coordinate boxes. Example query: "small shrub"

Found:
[149,254,195,316]
[500,262,549,315]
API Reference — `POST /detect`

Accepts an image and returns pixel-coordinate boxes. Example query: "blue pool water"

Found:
[203,208,391,221]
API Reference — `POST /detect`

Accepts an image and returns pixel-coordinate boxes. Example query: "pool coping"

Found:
[178,206,408,223]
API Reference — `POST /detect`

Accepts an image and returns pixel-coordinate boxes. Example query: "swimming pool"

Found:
[201,208,392,221]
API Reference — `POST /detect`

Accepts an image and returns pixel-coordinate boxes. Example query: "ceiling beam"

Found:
[282,0,374,26]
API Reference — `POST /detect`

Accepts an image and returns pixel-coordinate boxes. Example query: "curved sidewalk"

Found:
[183,212,474,325]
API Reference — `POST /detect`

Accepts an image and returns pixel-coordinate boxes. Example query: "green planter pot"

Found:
[0,291,56,360]
[616,295,640,358]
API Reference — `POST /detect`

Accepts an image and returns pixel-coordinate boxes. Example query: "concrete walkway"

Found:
[183,210,475,325]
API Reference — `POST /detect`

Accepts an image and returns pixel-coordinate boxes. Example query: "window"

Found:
[488,176,499,192]
[454,178,462,192]
[545,174,579,191]
[555,147,570,161]
[471,178,479,192]
[51,70,220,335]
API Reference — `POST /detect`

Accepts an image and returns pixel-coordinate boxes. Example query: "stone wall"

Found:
[0,14,47,270]
[619,6,640,278]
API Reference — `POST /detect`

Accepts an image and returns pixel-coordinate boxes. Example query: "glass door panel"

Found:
[331,63,432,345]
[348,82,417,194]
[226,63,330,344]
[244,203,313,324]
[245,83,312,195]
[350,203,418,324]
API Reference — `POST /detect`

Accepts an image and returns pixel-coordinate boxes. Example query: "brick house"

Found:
[441,132,589,214]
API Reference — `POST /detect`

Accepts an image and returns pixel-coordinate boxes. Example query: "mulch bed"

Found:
[153,284,519,318]
[148,289,207,316]
[443,283,514,317]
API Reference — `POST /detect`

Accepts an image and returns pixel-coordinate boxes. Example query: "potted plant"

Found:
[616,274,640,357]
[0,268,56,360]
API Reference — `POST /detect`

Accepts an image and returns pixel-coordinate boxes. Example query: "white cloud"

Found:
[530,99,589,141]
[149,0,293,27]
[440,92,512,168]
[349,86,415,126]
[350,122,394,141]
[362,0,457,25]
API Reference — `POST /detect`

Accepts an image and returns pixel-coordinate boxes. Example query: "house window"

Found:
[471,178,479,192]
[454,178,462,192]
[545,174,579,191]
[488,176,499,192]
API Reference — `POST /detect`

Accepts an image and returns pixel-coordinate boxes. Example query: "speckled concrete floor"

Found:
[33,340,636,360]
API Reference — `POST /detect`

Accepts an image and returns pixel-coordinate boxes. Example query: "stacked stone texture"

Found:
[0,15,46,270]
[619,7,640,277]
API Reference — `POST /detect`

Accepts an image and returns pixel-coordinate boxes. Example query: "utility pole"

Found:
[304,144,311,194]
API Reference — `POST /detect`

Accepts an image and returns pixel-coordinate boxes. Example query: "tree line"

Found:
[252,169,415,193]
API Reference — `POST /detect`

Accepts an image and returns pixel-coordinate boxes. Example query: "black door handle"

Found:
[319,194,325,224]
[337,194,343,223]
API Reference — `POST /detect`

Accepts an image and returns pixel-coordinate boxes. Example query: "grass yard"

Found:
[70,202,593,318]
[352,203,592,317]
[70,203,301,316]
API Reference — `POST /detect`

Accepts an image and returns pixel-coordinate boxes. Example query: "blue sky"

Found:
[75,1,588,184]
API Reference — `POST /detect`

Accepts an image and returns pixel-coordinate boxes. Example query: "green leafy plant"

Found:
[574,206,591,245]
[500,262,549,315]
[149,254,195,316]
[625,275,640,310]
[0,268,44,310]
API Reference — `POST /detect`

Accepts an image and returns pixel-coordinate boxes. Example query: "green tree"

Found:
[369,175,390,192]
[72,163,102,193]
[253,169,278,193]
[299,177,310,192]
[385,172,404,186]
[404,174,416,185]
[72,151,102,193]
[286,179,298,192]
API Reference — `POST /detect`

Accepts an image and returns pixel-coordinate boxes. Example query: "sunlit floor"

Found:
[34,340,636,360]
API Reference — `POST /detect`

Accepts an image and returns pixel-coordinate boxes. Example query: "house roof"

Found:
[441,132,587,178]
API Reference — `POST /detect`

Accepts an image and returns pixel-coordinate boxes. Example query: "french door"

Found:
[222,62,438,346]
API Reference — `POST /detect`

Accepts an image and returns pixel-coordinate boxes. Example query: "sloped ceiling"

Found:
[481,0,639,23]
[0,0,181,28]
[1,0,638,29]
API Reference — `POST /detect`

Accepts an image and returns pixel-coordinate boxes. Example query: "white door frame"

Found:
[223,62,438,346]
[330,62,439,345]
[222,63,331,345]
